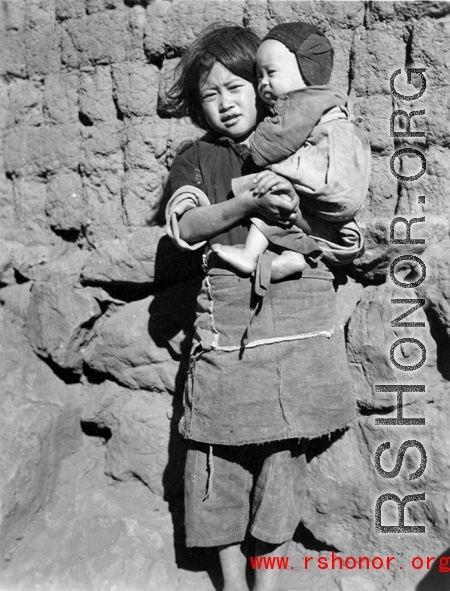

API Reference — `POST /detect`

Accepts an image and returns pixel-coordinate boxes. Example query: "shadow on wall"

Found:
[147,234,225,586]
[416,549,450,591]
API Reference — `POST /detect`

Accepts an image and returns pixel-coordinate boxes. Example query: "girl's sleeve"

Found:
[165,145,211,251]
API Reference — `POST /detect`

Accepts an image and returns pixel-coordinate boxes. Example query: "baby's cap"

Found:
[262,22,333,86]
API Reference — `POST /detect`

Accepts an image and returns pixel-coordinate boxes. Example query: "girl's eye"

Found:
[201,93,216,102]
[229,85,243,91]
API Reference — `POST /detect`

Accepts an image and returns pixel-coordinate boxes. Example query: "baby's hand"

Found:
[253,171,296,203]
[252,171,299,226]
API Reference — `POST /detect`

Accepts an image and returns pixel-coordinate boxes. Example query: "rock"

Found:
[0,283,32,320]
[82,275,199,391]
[0,239,13,279]
[339,575,377,591]
[417,237,450,338]
[0,308,83,563]
[352,216,448,282]
[81,227,202,287]
[82,295,175,391]
[346,282,441,407]
[88,390,174,496]
[0,430,214,591]
[24,250,115,372]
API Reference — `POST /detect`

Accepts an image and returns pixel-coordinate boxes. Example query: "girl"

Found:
[165,24,356,591]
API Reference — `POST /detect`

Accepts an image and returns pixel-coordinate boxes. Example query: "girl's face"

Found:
[199,62,258,141]
[256,39,306,106]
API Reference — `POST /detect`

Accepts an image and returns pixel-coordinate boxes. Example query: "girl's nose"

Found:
[219,90,233,110]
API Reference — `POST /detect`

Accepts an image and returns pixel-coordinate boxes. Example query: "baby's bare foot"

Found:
[271,251,307,281]
[212,244,257,275]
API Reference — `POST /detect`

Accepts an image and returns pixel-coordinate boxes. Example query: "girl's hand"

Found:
[253,171,296,201]
[252,171,299,225]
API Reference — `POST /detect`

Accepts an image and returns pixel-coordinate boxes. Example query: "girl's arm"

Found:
[178,181,299,243]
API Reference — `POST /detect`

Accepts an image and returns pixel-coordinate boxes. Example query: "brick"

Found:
[43,72,79,125]
[62,10,143,68]
[81,122,123,174]
[352,23,408,97]
[79,66,117,124]
[8,79,44,127]
[46,172,86,231]
[122,167,166,227]
[112,63,159,118]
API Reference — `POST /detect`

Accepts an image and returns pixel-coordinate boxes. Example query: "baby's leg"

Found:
[271,250,308,281]
[212,223,269,275]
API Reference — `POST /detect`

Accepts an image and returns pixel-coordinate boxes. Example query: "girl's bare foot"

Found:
[212,244,257,275]
[271,251,307,281]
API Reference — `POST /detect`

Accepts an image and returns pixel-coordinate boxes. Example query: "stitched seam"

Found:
[211,329,334,351]
[203,264,220,350]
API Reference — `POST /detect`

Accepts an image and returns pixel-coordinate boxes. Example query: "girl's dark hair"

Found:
[167,23,261,131]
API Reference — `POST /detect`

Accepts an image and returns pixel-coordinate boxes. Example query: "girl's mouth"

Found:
[223,114,241,126]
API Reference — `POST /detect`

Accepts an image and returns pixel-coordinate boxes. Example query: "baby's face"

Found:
[256,39,306,106]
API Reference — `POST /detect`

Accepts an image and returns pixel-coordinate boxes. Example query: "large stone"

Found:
[24,250,115,372]
[346,282,441,407]
[81,226,202,287]
[352,215,448,282]
[0,418,212,591]
[86,390,174,496]
[82,278,197,393]
[81,295,173,391]
[361,154,400,219]
[417,237,450,339]
[304,393,450,589]
[0,309,83,564]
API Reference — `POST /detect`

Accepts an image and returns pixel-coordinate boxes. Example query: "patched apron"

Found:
[179,251,356,445]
